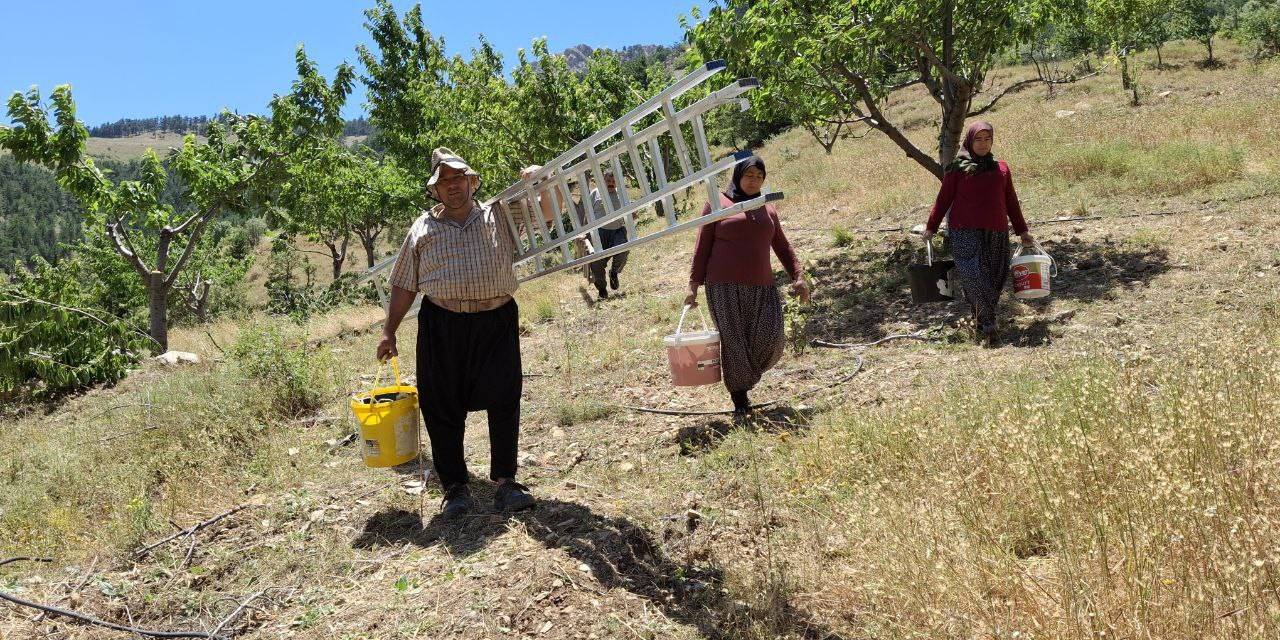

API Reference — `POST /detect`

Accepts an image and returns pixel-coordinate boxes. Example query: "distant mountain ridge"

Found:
[88,116,373,139]
[557,42,684,74]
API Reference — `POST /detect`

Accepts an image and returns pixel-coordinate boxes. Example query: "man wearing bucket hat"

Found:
[377,147,554,519]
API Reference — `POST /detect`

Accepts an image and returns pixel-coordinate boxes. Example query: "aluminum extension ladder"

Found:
[359,59,784,315]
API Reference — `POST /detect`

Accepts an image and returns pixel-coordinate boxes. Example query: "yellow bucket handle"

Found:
[373,356,404,389]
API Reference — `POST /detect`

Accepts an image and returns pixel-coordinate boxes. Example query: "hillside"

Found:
[3,39,1280,639]
[559,43,683,74]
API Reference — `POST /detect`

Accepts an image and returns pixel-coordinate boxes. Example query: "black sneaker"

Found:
[494,481,535,512]
[609,271,620,291]
[441,484,474,519]
[596,287,609,300]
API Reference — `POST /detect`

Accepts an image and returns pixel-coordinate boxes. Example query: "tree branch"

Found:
[831,60,943,179]
[967,78,1045,117]
[912,37,971,93]
[887,77,925,93]
[106,221,151,278]
[171,203,218,235]
[134,503,258,559]
[917,56,945,106]
[162,210,215,289]
[0,589,223,639]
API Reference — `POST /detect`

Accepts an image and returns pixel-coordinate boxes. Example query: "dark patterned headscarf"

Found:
[724,155,767,203]
[947,121,998,175]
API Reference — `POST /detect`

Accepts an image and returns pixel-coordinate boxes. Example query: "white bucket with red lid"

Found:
[664,305,722,387]
[1011,242,1057,299]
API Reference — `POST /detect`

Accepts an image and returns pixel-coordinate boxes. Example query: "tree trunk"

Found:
[147,272,168,352]
[1155,44,1164,70]
[331,255,345,281]
[359,232,378,268]
[325,236,350,281]
[1207,38,1215,65]
[1120,55,1133,91]
[938,92,972,168]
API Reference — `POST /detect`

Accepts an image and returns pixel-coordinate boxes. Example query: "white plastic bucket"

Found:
[1011,243,1057,299]
[664,305,722,387]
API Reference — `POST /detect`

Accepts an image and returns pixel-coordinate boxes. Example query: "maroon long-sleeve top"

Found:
[925,160,1029,235]
[689,194,803,287]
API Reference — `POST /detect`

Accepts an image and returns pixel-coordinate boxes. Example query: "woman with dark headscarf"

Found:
[922,121,1035,345]
[686,156,810,417]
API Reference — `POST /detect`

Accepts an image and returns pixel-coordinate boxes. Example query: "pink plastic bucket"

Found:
[664,305,722,387]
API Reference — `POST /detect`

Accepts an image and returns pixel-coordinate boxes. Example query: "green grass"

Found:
[1029,140,1245,196]
[535,298,558,323]
[831,226,855,248]
[0,318,351,560]
[553,397,616,427]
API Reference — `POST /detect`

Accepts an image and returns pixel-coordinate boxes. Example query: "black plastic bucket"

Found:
[909,240,955,304]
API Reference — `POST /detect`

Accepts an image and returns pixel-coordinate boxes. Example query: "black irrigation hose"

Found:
[0,557,52,569]
[620,354,865,417]
[0,558,224,639]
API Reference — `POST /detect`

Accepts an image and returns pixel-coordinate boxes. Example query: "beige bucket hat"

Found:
[426,147,479,197]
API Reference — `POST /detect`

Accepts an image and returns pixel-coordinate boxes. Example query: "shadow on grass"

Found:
[806,234,1170,347]
[675,405,816,456]
[354,491,848,639]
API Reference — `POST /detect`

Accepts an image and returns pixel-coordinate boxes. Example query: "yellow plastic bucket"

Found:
[350,357,420,468]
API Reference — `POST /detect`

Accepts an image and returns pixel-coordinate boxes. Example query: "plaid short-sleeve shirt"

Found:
[388,202,520,300]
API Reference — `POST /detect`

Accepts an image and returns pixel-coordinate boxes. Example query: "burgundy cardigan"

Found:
[690,194,802,287]
[926,160,1029,235]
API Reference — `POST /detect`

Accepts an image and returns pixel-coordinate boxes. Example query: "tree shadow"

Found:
[1046,236,1170,303]
[674,405,816,456]
[806,235,1170,346]
[353,493,849,639]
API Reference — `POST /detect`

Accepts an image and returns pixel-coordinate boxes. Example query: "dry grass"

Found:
[682,319,1280,638]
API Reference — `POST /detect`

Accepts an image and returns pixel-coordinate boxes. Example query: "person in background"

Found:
[685,155,810,418]
[575,169,632,300]
[922,121,1035,346]
[377,147,554,520]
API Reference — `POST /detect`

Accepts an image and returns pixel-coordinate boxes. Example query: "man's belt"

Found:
[428,295,512,313]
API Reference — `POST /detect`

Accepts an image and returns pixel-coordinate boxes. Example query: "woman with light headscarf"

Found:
[922,121,1035,346]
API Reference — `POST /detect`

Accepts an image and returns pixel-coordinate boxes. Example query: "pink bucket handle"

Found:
[676,304,710,336]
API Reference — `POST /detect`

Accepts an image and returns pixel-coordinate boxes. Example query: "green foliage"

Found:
[358,1,665,201]
[0,256,151,399]
[783,292,810,357]
[831,226,856,248]
[1086,0,1168,102]
[1238,0,1280,56]
[0,41,353,349]
[264,237,323,319]
[1172,0,1226,61]
[686,0,1057,177]
[705,102,792,151]
[0,155,83,268]
[228,323,335,417]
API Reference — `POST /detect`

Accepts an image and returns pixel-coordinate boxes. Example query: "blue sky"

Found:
[1,0,711,127]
